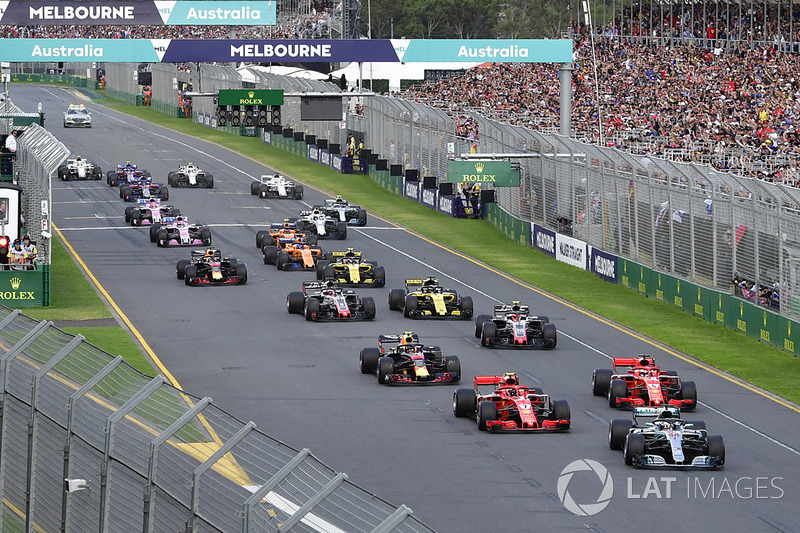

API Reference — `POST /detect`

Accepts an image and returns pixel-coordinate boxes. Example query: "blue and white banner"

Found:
[319,150,331,168]
[420,187,438,209]
[589,246,617,283]
[404,180,421,202]
[532,224,556,258]
[331,154,343,172]
[307,144,319,163]
[438,195,455,216]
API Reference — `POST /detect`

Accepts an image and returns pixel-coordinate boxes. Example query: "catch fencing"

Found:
[0,304,434,532]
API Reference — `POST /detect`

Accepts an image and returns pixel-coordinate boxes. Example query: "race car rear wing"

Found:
[302,280,335,292]
[405,277,439,290]
[633,406,680,426]
[494,303,531,315]
[271,222,297,230]
[330,250,362,259]
[613,356,657,373]
[377,332,420,345]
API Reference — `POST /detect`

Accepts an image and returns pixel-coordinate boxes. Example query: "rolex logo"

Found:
[10,277,21,291]
[474,162,484,173]
[248,91,255,98]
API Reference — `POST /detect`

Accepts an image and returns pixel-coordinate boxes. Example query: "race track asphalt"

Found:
[16,86,800,532]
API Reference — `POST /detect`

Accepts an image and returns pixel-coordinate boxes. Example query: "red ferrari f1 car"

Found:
[592,356,697,410]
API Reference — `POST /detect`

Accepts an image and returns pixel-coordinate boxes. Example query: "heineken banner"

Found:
[0,38,572,63]
[446,160,521,186]
[0,1,277,26]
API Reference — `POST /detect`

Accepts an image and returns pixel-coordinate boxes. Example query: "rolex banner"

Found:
[446,160,520,186]
[0,270,44,307]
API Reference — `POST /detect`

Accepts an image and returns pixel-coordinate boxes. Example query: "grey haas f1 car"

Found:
[359,332,461,385]
[57,156,102,181]
[609,406,724,468]
[287,280,376,321]
[250,174,303,199]
[168,163,214,188]
[176,249,247,286]
[474,301,557,349]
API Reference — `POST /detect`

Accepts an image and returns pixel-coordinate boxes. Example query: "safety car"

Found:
[107,161,150,186]
[388,277,473,319]
[63,104,92,128]
[150,216,212,247]
[592,356,697,410]
[286,280,376,321]
[608,406,724,468]
[473,301,557,349]
[249,174,303,199]
[124,198,180,226]
[359,332,461,385]
[315,248,386,287]
[176,249,247,286]
[167,163,214,188]
[453,373,571,432]
[315,196,367,226]
[57,155,102,181]
[294,208,347,239]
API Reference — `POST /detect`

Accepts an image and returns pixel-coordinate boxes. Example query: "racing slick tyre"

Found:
[58,167,67,180]
[276,250,289,271]
[388,289,405,311]
[131,210,143,226]
[200,227,213,245]
[336,222,347,240]
[542,323,558,349]
[293,185,303,199]
[156,229,170,248]
[444,355,460,381]
[453,388,477,417]
[94,168,103,180]
[167,171,177,186]
[205,174,214,188]
[315,260,330,280]
[322,265,336,280]
[687,420,706,430]
[149,224,161,243]
[480,321,497,347]
[403,295,419,318]
[255,230,269,249]
[665,370,679,376]
[377,357,394,384]
[184,265,197,286]
[306,233,318,246]
[304,299,320,321]
[160,186,170,201]
[250,181,260,195]
[106,171,116,185]
[592,368,613,396]
[359,347,380,374]
[624,433,646,466]
[477,401,497,431]
[609,419,633,450]
[362,297,376,319]
[124,206,136,223]
[706,435,725,465]
[680,381,698,410]
[373,266,386,287]
[235,263,248,284]
[539,316,550,324]
[121,186,133,202]
[608,379,628,408]
[287,292,305,314]
[474,314,492,338]
[295,220,305,232]
[459,296,474,319]
[176,259,191,280]
[551,399,571,427]
[356,208,367,226]
[262,245,279,265]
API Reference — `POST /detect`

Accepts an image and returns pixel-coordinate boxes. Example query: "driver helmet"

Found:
[205,249,215,256]
[126,160,131,165]
[400,332,415,344]
[507,388,517,397]
[76,155,82,161]
[325,289,336,296]
[504,374,517,386]
[639,357,650,366]
[274,173,280,179]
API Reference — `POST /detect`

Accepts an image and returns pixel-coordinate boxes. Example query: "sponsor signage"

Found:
[331,154,343,172]
[556,233,587,270]
[589,246,617,283]
[218,89,283,106]
[446,160,520,186]
[532,224,556,258]
[438,195,455,216]
[0,38,573,63]
[404,180,421,202]
[0,271,44,307]
[261,128,271,144]
[421,187,438,209]
[320,150,331,167]
[0,1,276,26]
[307,144,319,163]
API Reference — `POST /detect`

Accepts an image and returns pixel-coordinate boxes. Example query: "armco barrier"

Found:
[0,305,435,533]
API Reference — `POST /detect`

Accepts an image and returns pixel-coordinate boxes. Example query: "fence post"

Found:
[372,505,413,533]
[242,449,311,533]
[277,473,347,532]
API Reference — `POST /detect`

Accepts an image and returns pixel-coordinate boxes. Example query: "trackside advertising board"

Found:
[0,38,572,63]
[531,224,556,258]
[0,1,277,25]
[589,246,617,283]
[555,233,587,270]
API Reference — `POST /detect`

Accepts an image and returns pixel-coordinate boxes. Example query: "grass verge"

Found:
[95,102,800,406]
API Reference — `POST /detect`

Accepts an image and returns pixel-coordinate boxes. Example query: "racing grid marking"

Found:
[90,93,800,425]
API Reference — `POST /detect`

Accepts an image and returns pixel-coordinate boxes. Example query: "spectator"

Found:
[4,130,17,153]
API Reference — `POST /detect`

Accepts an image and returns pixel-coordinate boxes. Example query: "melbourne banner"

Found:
[0,1,277,26]
[0,38,573,63]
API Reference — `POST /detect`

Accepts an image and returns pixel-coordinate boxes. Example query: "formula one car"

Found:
[453,373,570,432]
[294,208,347,240]
[592,356,697,410]
[359,332,461,384]
[286,280,376,321]
[57,155,102,181]
[315,196,367,226]
[120,176,169,202]
[63,104,92,128]
[474,301,557,349]
[151,216,212,248]
[315,248,386,287]
[167,163,214,188]
[250,174,303,199]
[124,198,181,226]
[107,162,150,186]
[255,220,317,249]
[388,277,473,319]
[176,249,247,286]
[608,406,724,468]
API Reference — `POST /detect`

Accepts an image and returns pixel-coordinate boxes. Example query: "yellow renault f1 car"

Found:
[315,248,386,287]
[388,277,473,319]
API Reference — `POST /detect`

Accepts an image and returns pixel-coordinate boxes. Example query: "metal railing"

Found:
[0,305,434,532]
